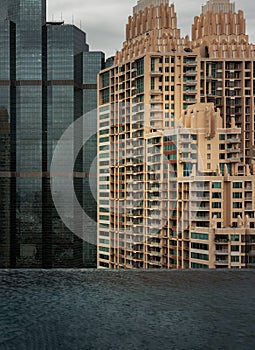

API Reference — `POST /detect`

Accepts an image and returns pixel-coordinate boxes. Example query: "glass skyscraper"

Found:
[0,0,105,267]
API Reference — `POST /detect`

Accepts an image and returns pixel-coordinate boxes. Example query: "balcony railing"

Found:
[215,260,229,265]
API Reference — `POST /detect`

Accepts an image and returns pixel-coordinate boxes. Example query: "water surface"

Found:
[0,270,255,349]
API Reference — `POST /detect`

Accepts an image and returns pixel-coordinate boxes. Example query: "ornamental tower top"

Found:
[133,0,169,14]
[202,0,235,14]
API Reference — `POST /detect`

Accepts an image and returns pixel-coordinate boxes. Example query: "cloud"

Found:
[47,0,255,57]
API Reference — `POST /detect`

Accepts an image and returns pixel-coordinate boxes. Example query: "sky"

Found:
[47,0,255,58]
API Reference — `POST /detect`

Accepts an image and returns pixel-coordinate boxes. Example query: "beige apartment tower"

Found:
[97,0,255,269]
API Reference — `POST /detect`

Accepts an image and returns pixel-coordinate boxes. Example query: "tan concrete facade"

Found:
[97,0,255,269]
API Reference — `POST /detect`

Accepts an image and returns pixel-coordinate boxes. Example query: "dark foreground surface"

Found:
[0,270,255,350]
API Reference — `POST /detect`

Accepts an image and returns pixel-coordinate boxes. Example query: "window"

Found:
[191,233,208,240]
[233,202,242,208]
[231,235,239,242]
[99,137,109,143]
[191,252,209,261]
[137,58,144,75]
[233,182,242,188]
[99,113,109,120]
[191,263,208,269]
[101,72,110,87]
[99,200,109,206]
[212,202,221,208]
[101,89,110,104]
[99,153,109,159]
[232,212,242,218]
[191,243,209,250]
[231,245,239,252]
[231,256,240,262]
[99,215,109,221]
[207,144,211,150]
[232,192,242,199]
[212,182,221,189]
[99,254,109,260]
[99,175,109,181]
[212,192,222,198]
[137,77,144,93]
[99,246,109,252]
[151,77,155,90]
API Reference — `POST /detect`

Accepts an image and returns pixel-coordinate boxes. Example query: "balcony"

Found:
[180,155,196,162]
[215,250,229,255]
[215,259,229,265]
[185,98,197,104]
[150,89,163,94]
[148,251,162,257]
[184,61,197,67]
[184,80,198,85]
[148,260,162,266]
[227,148,240,153]
[214,238,229,243]
[184,89,197,94]
[151,70,163,75]
[227,137,240,143]
[191,186,210,191]
[190,196,210,201]
[193,216,210,222]
[245,194,253,200]
[190,206,210,211]
[147,241,161,247]
[229,157,241,162]
[184,70,197,76]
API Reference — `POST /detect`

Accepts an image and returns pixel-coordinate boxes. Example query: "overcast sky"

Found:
[47,0,255,58]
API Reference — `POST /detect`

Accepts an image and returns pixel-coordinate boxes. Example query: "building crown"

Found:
[202,0,235,14]
[133,0,169,14]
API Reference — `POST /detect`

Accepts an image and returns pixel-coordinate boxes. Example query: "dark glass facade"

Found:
[0,108,10,268]
[0,0,105,267]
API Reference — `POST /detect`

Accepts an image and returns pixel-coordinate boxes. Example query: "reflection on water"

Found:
[0,270,255,350]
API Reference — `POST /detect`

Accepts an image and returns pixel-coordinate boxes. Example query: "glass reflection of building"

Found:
[0,0,105,267]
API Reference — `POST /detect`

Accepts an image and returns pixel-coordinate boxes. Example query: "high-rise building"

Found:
[0,108,11,268]
[97,0,255,269]
[0,0,105,268]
